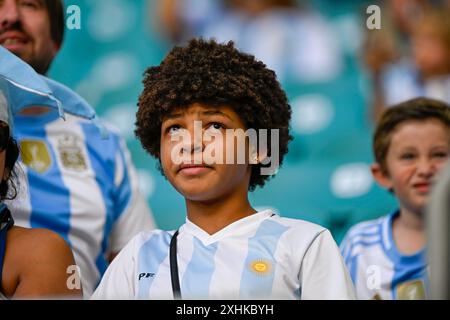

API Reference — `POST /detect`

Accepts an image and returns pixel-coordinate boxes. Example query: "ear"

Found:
[371,163,393,190]
[249,143,269,165]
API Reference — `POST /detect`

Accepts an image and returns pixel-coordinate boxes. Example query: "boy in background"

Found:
[341,97,450,299]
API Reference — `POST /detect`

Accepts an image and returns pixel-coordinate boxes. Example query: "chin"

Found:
[181,190,217,202]
[177,184,223,202]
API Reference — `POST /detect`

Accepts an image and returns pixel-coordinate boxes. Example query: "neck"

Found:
[397,207,425,231]
[392,207,426,255]
[19,106,51,116]
[185,187,256,235]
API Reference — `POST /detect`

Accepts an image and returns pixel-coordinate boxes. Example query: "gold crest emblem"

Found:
[57,134,87,171]
[396,280,426,300]
[372,293,382,300]
[20,140,52,173]
[250,259,272,276]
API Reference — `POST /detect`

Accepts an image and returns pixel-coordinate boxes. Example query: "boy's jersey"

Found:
[7,110,155,297]
[92,210,355,300]
[340,211,428,300]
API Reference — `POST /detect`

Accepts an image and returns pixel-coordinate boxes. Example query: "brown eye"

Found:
[433,151,449,159]
[207,123,224,132]
[19,0,39,9]
[400,153,415,160]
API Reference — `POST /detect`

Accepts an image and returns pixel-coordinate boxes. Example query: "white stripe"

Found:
[6,163,32,228]
[382,217,391,250]
[46,114,106,297]
[347,223,380,238]
[272,229,299,299]
[114,151,124,187]
[209,238,249,299]
[350,234,380,245]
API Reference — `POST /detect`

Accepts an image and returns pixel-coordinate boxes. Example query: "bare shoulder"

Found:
[8,226,71,255]
[3,227,79,298]
[6,227,75,273]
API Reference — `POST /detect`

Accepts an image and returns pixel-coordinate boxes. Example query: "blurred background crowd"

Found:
[49,0,450,243]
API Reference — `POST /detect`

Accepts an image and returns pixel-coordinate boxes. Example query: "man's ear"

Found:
[371,163,393,190]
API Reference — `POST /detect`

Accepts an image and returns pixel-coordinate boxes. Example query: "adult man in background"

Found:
[0,0,156,297]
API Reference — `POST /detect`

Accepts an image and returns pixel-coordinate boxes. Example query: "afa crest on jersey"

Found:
[57,134,87,171]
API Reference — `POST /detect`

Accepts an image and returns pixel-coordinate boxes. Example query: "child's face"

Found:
[159,103,252,202]
[412,26,450,76]
[372,119,450,215]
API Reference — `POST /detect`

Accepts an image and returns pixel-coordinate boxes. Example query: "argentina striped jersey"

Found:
[7,109,156,297]
[340,211,428,300]
[92,210,355,300]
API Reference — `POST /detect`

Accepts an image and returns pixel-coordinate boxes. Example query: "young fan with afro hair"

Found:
[93,39,355,300]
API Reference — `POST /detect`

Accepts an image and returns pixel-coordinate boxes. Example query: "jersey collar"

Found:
[381,210,427,267]
[181,209,275,246]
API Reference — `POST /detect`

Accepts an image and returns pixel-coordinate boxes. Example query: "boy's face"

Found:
[372,119,450,215]
[159,103,253,202]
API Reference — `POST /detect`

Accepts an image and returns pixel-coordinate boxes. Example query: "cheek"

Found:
[386,163,413,185]
[159,140,173,172]
[26,14,51,39]
[435,158,450,172]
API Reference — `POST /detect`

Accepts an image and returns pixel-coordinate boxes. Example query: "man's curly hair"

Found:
[135,38,292,191]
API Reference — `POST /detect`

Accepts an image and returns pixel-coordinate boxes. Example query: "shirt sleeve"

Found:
[91,234,139,300]
[108,135,157,254]
[299,229,356,300]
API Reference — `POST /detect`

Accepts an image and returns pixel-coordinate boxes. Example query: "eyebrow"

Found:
[201,110,232,120]
[163,109,233,121]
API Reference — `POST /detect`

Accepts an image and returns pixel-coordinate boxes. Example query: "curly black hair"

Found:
[135,38,292,191]
[0,135,19,201]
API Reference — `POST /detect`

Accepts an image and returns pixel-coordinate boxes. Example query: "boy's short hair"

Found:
[373,97,450,173]
[135,38,292,191]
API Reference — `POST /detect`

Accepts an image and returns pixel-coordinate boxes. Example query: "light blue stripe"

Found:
[239,219,289,299]
[137,232,171,299]
[294,287,301,299]
[112,138,132,219]
[349,255,358,285]
[181,237,218,299]
[80,122,116,282]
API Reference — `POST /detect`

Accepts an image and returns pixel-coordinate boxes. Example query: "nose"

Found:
[0,0,20,30]
[180,121,204,155]
[416,158,435,178]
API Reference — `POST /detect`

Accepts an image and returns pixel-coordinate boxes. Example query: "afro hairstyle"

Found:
[135,38,292,191]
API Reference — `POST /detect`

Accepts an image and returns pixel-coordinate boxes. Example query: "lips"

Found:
[177,163,212,175]
[412,182,431,193]
[0,31,29,51]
